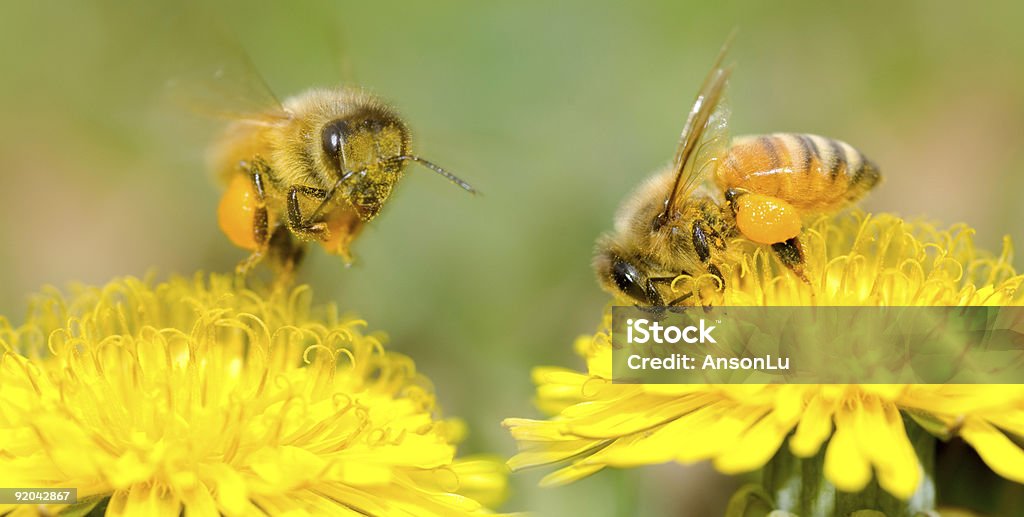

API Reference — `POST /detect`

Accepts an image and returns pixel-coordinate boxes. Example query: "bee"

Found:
[594,42,880,307]
[210,86,475,276]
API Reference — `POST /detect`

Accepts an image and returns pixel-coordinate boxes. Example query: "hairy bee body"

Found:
[596,171,735,306]
[594,43,881,308]
[211,86,472,275]
[716,133,880,211]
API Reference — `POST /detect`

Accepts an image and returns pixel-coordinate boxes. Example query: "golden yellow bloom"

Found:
[505,213,1024,501]
[0,274,506,516]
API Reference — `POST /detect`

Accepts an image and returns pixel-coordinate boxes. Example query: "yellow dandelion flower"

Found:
[0,274,507,516]
[504,213,1024,506]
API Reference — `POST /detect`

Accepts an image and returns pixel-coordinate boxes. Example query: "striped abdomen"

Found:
[715,133,880,211]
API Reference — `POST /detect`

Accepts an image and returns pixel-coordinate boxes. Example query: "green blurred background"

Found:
[2,1,1023,514]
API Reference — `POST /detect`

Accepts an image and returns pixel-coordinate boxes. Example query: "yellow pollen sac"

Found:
[734,193,802,244]
[320,206,364,265]
[218,174,262,250]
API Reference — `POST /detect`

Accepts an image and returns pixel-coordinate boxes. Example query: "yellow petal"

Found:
[676,405,771,464]
[715,411,793,473]
[592,405,721,466]
[203,463,248,515]
[181,484,219,517]
[961,419,1024,483]
[854,398,919,499]
[824,412,871,493]
[449,456,510,509]
[507,438,610,471]
[107,483,181,517]
[337,461,393,486]
[772,384,807,426]
[539,463,605,487]
[105,451,155,489]
[789,394,835,457]
[249,446,325,489]
[565,392,714,438]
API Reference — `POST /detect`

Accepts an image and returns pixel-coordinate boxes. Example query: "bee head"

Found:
[594,246,665,307]
[320,109,410,220]
[318,105,475,220]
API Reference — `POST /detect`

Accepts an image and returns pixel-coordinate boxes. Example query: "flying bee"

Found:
[594,42,880,307]
[210,86,475,276]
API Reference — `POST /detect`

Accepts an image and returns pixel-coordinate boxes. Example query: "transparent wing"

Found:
[687,95,731,195]
[164,46,289,122]
[155,3,290,121]
[660,41,733,222]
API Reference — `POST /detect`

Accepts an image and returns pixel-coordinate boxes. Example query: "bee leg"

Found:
[647,276,677,307]
[723,187,750,214]
[236,251,265,280]
[266,225,306,290]
[286,185,330,240]
[706,263,725,289]
[690,220,727,310]
[693,221,712,264]
[692,221,726,292]
[235,161,272,278]
[771,237,809,283]
[666,293,694,313]
[646,276,693,313]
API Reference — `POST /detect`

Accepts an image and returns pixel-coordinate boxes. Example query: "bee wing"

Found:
[159,7,291,122]
[165,49,290,122]
[661,43,733,222]
[688,89,731,194]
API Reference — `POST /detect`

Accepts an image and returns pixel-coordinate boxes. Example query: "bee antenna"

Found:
[396,155,478,194]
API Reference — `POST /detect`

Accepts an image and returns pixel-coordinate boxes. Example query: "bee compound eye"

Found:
[611,259,653,305]
[321,119,351,161]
